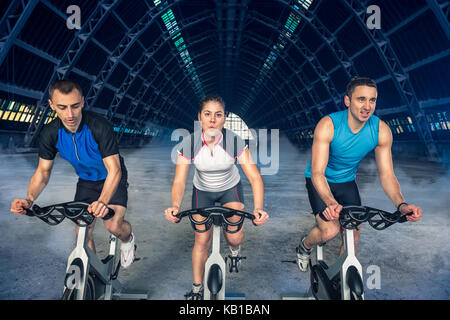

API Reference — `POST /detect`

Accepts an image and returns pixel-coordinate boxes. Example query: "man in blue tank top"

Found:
[296,77,423,272]
[10,79,136,269]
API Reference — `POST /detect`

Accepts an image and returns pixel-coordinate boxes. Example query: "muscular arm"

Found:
[88,154,122,218]
[375,121,422,221]
[164,155,190,223]
[238,148,264,210]
[171,155,190,208]
[10,157,54,214]
[374,121,406,207]
[98,154,122,205]
[27,158,54,202]
[238,148,269,225]
[310,116,336,206]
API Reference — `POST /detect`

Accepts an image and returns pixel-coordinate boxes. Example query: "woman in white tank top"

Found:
[164,95,269,300]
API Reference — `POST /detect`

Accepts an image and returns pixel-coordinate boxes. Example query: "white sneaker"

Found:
[296,237,312,272]
[228,246,242,272]
[120,232,136,269]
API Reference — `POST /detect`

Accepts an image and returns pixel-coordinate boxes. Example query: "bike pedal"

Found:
[227,255,246,273]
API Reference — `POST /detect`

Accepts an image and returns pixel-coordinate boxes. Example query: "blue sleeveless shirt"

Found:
[304,110,380,183]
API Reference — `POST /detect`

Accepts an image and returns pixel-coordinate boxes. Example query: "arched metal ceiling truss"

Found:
[0,0,448,160]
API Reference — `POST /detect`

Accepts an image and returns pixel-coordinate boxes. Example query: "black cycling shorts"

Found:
[74,158,129,208]
[305,177,361,222]
[192,181,244,208]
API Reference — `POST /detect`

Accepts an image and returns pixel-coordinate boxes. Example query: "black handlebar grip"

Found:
[251,212,262,226]
[399,211,414,223]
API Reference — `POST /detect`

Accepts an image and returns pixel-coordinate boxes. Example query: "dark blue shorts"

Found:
[305,177,361,222]
[192,182,244,208]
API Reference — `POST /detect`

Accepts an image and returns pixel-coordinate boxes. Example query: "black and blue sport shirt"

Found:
[39,110,119,181]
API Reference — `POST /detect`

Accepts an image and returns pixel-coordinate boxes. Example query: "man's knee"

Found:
[104,205,127,235]
[105,220,122,237]
[319,224,340,243]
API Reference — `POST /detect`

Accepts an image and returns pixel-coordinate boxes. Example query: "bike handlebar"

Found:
[175,206,257,233]
[339,205,413,230]
[25,201,115,227]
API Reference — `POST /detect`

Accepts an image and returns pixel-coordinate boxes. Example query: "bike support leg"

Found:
[340,229,364,300]
[204,225,226,300]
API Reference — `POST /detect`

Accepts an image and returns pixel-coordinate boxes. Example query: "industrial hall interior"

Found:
[0,0,449,301]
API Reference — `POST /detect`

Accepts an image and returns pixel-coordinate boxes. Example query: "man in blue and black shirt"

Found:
[10,79,136,268]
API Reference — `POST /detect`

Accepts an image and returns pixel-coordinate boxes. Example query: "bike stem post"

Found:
[203,223,226,300]
[340,228,364,300]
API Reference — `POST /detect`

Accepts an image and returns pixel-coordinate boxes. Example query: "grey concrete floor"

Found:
[0,135,449,300]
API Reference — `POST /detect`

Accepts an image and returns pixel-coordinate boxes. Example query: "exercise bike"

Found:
[283,205,412,300]
[175,206,257,300]
[25,201,149,300]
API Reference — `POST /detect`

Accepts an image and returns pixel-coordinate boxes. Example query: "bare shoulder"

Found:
[377,119,393,146]
[314,115,334,142]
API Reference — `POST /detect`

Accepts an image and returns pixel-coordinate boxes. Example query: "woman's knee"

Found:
[354,230,361,244]
[225,231,244,247]
[194,233,212,252]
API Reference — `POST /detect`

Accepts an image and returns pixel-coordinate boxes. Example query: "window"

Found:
[296,0,313,10]
[224,112,254,140]
[0,98,56,124]
[159,9,203,96]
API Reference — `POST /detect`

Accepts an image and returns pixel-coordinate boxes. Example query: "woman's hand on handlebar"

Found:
[165,206,180,223]
[88,200,110,219]
[322,202,343,221]
[399,203,422,222]
[253,208,269,226]
[10,198,33,215]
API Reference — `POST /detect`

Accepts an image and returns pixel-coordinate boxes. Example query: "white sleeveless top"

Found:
[177,129,247,192]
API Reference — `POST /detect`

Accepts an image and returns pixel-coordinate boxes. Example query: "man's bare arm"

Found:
[11,158,54,214]
[310,116,336,206]
[375,120,422,222]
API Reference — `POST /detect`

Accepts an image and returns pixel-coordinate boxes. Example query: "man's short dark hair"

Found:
[199,94,226,113]
[346,77,377,99]
[49,79,83,100]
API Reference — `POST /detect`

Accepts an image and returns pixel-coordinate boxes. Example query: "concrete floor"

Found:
[0,135,449,300]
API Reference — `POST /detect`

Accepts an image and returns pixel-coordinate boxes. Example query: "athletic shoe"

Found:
[296,236,312,272]
[185,285,204,300]
[228,246,242,272]
[120,232,136,268]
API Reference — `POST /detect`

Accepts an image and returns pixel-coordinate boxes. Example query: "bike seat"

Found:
[346,266,364,298]
[207,264,223,295]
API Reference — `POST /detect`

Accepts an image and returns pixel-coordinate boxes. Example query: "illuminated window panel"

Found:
[285,13,301,34]
[245,6,304,107]
[297,0,313,10]
[25,113,32,123]
[14,111,22,121]
[44,110,57,124]
[0,98,40,124]
[224,112,254,140]
[20,113,28,122]
[159,8,204,96]
[425,111,449,132]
